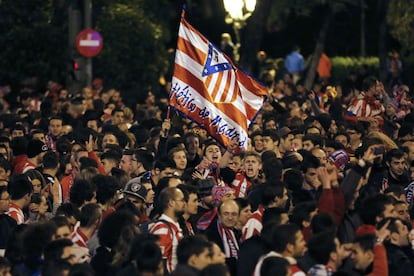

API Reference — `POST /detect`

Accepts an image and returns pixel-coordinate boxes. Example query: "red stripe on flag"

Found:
[173,64,248,129]
[170,18,267,150]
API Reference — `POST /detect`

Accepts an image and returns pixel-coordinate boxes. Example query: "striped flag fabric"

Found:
[169,16,268,152]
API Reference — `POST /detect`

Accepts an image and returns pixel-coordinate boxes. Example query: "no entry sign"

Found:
[76,29,103,57]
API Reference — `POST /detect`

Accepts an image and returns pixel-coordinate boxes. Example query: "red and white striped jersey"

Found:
[241,205,264,241]
[7,202,25,224]
[149,214,183,273]
[230,172,252,199]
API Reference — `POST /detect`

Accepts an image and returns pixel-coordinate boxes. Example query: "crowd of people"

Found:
[0,49,413,276]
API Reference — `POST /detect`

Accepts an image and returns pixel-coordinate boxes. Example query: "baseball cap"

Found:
[123,177,148,202]
[27,139,48,158]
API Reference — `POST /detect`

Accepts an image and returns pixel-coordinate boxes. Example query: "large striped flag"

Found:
[169,16,268,152]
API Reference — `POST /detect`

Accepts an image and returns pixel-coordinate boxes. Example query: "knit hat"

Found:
[328,149,349,171]
[211,185,234,206]
[27,139,48,158]
[123,177,148,202]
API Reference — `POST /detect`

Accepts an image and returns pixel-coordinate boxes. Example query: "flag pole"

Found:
[167,5,186,120]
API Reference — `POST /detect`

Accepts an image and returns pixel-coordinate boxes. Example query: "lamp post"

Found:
[223,0,256,62]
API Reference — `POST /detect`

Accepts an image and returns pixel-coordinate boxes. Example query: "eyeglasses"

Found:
[346,131,357,135]
[0,197,10,201]
[173,198,186,203]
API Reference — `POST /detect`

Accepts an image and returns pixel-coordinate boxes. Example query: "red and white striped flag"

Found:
[169,16,268,152]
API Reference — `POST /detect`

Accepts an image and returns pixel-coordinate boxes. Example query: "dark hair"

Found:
[50,216,72,230]
[78,157,98,171]
[177,184,198,202]
[134,149,154,171]
[43,239,74,263]
[261,183,286,206]
[8,174,33,200]
[359,194,394,225]
[22,222,57,261]
[311,212,337,234]
[353,234,376,252]
[56,203,81,221]
[302,134,323,148]
[69,179,96,208]
[385,148,405,163]
[290,201,317,228]
[262,207,288,227]
[91,175,118,205]
[281,151,303,170]
[10,136,28,156]
[155,176,181,200]
[262,129,279,142]
[268,223,300,253]
[128,237,162,273]
[283,168,304,192]
[301,154,321,173]
[176,234,211,264]
[362,76,378,92]
[308,231,337,265]
[98,210,135,248]
[262,157,282,180]
[79,203,101,227]
[100,150,121,165]
[42,151,59,170]
[260,256,289,276]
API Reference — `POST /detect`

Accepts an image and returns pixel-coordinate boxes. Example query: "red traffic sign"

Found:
[76,29,103,58]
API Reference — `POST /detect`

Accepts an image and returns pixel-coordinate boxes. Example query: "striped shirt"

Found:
[241,205,264,241]
[149,214,183,273]
[7,202,25,224]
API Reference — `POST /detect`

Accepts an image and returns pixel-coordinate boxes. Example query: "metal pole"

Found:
[68,1,82,92]
[84,0,92,87]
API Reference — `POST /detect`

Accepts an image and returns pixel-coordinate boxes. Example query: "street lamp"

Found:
[223,0,256,62]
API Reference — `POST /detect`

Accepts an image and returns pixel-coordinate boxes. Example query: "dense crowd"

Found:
[0,48,413,276]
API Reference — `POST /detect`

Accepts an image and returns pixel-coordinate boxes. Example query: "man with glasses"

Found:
[345,122,365,155]
[150,187,185,273]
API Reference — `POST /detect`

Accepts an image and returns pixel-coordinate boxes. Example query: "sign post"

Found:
[76,28,103,86]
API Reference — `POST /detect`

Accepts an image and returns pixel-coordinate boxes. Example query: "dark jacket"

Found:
[237,235,269,276]
[384,243,414,276]
[205,221,240,276]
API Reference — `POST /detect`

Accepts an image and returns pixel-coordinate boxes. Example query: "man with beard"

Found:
[22,139,48,173]
[384,149,410,188]
[378,218,414,276]
[149,187,185,274]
